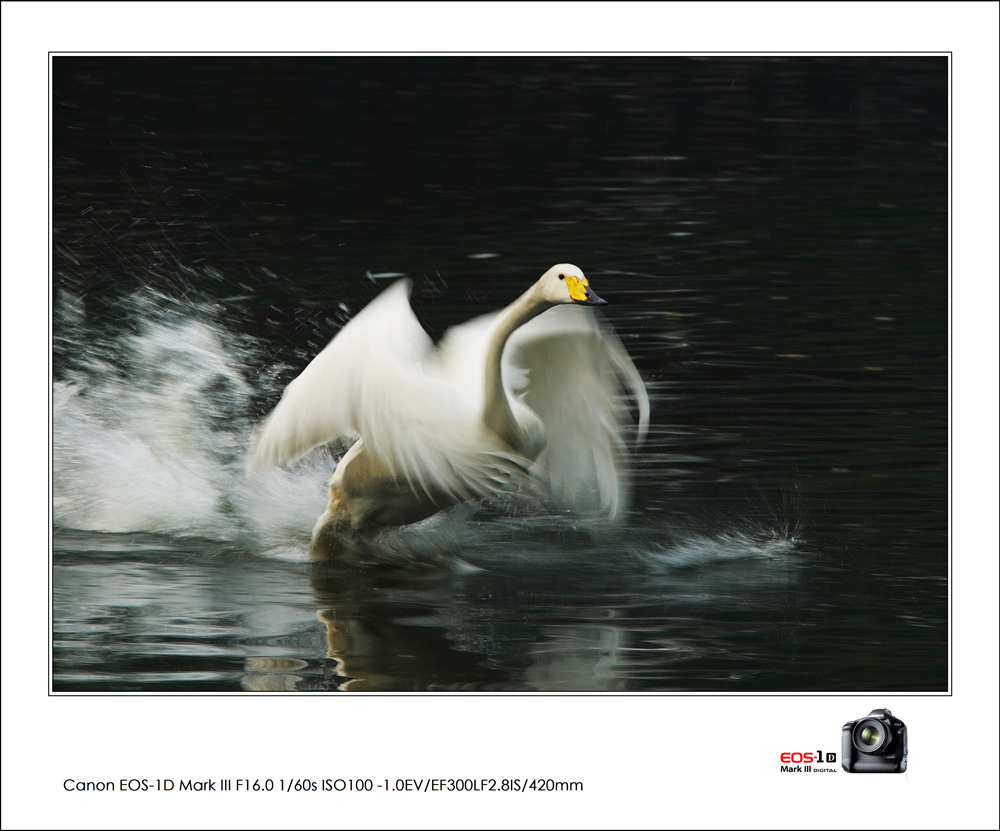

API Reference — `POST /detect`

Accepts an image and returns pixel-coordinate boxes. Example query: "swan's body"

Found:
[248,264,649,544]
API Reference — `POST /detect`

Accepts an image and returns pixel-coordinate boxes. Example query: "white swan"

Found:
[248,264,649,542]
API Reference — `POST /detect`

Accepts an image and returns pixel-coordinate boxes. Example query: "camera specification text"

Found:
[62,777,584,795]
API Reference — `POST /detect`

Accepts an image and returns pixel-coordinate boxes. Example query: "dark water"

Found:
[51,57,948,692]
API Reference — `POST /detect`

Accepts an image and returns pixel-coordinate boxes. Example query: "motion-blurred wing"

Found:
[505,306,649,519]
[248,280,526,502]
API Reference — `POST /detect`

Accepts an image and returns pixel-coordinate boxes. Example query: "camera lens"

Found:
[852,718,889,754]
[860,725,881,747]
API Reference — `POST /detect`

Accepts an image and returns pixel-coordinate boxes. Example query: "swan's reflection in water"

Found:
[524,618,628,691]
[310,562,534,691]
[241,658,310,691]
[240,523,803,692]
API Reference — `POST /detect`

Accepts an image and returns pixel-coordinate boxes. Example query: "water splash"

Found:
[52,288,328,553]
[635,529,800,570]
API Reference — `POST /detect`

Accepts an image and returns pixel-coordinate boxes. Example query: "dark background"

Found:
[52,56,946,334]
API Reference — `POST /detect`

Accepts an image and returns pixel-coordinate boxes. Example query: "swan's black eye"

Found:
[559,274,566,280]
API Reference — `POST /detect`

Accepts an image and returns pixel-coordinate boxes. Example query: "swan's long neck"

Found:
[483,286,551,453]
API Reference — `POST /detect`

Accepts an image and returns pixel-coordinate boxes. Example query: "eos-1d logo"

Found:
[780,750,838,773]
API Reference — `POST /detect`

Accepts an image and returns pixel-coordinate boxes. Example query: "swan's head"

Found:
[536,263,606,306]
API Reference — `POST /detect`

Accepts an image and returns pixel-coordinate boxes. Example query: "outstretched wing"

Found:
[248,279,526,501]
[504,305,649,519]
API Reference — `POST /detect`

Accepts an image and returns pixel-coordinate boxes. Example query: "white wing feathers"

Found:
[248,280,529,502]
[505,306,649,519]
[438,304,650,520]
